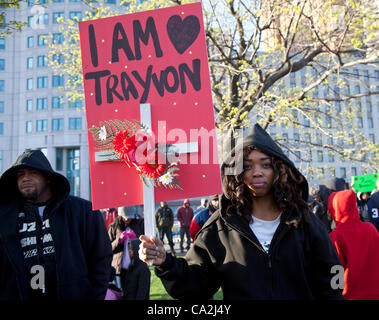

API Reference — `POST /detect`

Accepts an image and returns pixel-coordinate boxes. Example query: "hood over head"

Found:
[183,199,190,206]
[0,149,70,202]
[118,206,137,219]
[208,194,220,213]
[129,238,142,266]
[318,177,346,205]
[328,190,360,225]
[221,123,309,202]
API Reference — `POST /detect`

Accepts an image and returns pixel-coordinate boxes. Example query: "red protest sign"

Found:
[79,3,222,210]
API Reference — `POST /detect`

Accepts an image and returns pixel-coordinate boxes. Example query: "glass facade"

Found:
[67,148,80,196]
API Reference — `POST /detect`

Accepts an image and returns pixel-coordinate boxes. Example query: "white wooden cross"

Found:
[94,103,198,241]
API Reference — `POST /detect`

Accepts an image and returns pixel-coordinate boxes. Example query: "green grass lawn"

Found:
[148,255,223,300]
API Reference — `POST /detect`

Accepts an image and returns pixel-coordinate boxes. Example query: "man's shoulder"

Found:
[67,195,91,205]
[66,195,96,213]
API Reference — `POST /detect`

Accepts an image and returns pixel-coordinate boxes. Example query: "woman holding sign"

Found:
[139,123,344,300]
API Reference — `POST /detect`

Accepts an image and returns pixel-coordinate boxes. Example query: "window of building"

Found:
[36,119,47,132]
[67,148,80,196]
[26,78,33,90]
[367,101,372,113]
[52,33,64,44]
[69,117,81,130]
[37,34,48,46]
[52,54,64,65]
[36,97,48,110]
[375,70,379,81]
[0,123,3,135]
[335,101,341,112]
[37,55,47,67]
[317,150,323,162]
[357,116,363,128]
[303,116,310,127]
[69,98,83,108]
[0,150,3,174]
[69,11,82,21]
[56,148,63,170]
[294,151,301,162]
[368,117,373,128]
[363,70,369,82]
[28,0,35,6]
[106,0,116,3]
[27,16,33,28]
[37,76,48,89]
[352,167,357,176]
[26,121,33,133]
[37,13,49,25]
[354,85,361,94]
[52,75,64,87]
[27,36,34,48]
[0,101,3,113]
[53,12,64,23]
[26,99,33,111]
[353,69,359,78]
[0,59,4,70]
[53,0,64,2]
[52,96,63,109]
[328,151,334,162]
[52,118,64,131]
[27,57,33,69]
[0,38,5,49]
[369,134,375,143]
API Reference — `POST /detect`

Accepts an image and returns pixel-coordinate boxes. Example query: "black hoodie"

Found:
[155,124,343,300]
[122,239,151,300]
[222,123,309,202]
[0,149,70,202]
[0,149,113,300]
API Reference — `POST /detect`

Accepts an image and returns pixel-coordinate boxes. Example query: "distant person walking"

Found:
[177,199,194,252]
[155,201,175,254]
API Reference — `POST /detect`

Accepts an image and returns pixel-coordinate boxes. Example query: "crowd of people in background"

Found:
[1,145,379,301]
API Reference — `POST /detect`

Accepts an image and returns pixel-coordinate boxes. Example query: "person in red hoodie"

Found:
[328,189,379,300]
[177,199,194,252]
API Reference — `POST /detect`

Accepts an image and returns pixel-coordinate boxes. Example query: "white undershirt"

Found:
[249,214,281,253]
[38,206,46,219]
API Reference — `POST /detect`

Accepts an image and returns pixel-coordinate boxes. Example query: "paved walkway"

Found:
[162,235,192,257]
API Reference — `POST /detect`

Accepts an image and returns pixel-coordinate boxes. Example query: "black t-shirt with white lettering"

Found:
[17,200,57,300]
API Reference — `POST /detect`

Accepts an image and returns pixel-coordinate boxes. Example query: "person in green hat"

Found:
[138,124,344,300]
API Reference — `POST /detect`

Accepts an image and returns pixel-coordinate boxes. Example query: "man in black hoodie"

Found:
[0,149,112,300]
[138,124,343,300]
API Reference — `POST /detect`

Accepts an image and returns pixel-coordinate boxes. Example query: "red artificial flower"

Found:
[113,130,137,166]
[137,150,166,179]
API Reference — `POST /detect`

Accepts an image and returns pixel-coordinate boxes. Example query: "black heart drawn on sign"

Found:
[166,15,200,54]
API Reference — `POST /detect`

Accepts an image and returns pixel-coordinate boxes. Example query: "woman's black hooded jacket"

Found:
[154,124,344,300]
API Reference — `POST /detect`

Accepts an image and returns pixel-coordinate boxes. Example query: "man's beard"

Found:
[20,188,39,202]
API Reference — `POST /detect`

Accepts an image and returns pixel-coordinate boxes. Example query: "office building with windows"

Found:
[262,64,379,187]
